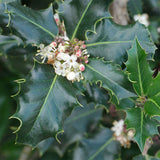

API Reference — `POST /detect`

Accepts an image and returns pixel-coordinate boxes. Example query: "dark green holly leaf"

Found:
[149,48,160,72]
[126,38,153,96]
[148,20,160,43]
[86,19,156,65]
[59,0,112,40]
[6,1,58,44]
[126,108,159,152]
[133,154,160,160]
[147,73,160,97]
[0,3,11,35]
[12,61,81,147]
[0,0,16,3]
[82,83,110,108]
[144,92,160,117]
[73,127,120,160]
[54,102,103,156]
[0,35,22,54]
[125,38,160,118]
[111,93,135,110]
[38,101,103,156]
[0,35,34,76]
[144,73,160,118]
[127,0,143,16]
[84,59,136,102]
[38,138,55,156]
[1,44,36,76]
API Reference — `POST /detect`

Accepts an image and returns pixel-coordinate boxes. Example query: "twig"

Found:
[19,146,32,160]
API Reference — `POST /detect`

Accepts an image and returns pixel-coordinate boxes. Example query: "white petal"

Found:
[55,61,61,67]
[67,72,76,81]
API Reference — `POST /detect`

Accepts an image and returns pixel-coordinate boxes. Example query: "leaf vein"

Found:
[89,137,113,160]
[148,98,160,109]
[71,0,93,41]
[12,12,55,38]
[86,40,133,47]
[136,48,144,95]
[26,75,58,136]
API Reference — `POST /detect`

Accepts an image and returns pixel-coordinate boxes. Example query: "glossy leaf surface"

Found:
[54,102,103,156]
[73,128,120,160]
[133,155,160,160]
[126,38,160,118]
[86,19,156,65]
[127,0,142,16]
[0,35,22,54]
[13,62,81,147]
[126,38,153,96]
[126,108,159,152]
[6,2,58,44]
[84,59,136,101]
[59,0,112,40]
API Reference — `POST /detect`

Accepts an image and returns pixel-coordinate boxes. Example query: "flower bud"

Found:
[51,41,57,47]
[79,64,85,71]
[85,60,89,64]
[82,44,86,49]
[76,49,82,57]
[55,18,59,23]
[75,46,79,50]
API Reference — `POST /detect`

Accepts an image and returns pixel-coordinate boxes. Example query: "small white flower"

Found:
[75,72,83,81]
[56,53,70,61]
[67,71,76,81]
[66,55,77,68]
[36,44,56,63]
[111,119,124,136]
[54,61,67,76]
[58,44,66,53]
[73,62,80,70]
[133,13,149,27]
[39,44,45,50]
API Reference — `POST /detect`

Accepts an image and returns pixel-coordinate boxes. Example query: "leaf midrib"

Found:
[11,11,56,38]
[26,75,58,135]
[71,0,93,41]
[0,40,17,46]
[147,98,160,110]
[140,109,143,150]
[88,137,113,160]
[86,63,129,99]
[86,40,133,47]
[65,108,102,124]
[136,47,144,96]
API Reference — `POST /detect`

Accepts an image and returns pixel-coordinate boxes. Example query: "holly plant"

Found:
[0,0,160,160]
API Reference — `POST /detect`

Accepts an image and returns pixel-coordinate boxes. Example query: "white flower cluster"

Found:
[111,120,134,148]
[36,37,89,82]
[133,13,149,27]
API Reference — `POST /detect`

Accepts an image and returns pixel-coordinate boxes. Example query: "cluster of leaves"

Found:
[0,0,160,159]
